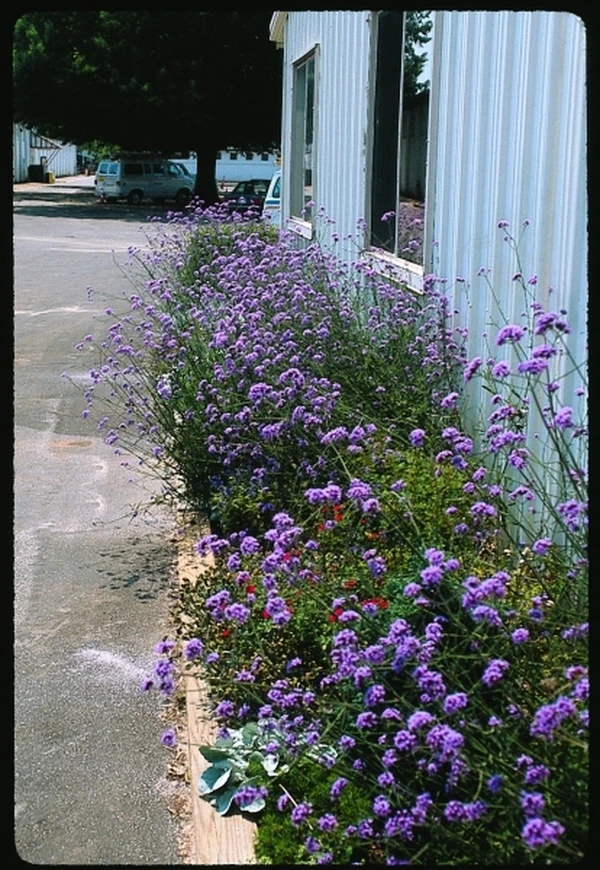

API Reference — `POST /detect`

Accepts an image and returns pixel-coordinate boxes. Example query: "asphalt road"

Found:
[14,180,185,864]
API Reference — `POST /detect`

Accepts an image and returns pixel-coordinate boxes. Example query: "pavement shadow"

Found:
[13,187,188,223]
[96,540,176,602]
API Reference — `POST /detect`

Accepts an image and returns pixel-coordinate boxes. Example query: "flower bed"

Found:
[80,208,587,864]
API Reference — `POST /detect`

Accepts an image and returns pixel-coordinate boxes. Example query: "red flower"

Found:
[221,628,231,638]
[329,606,344,623]
[246,584,256,595]
[262,609,271,619]
[342,579,357,588]
[361,597,389,610]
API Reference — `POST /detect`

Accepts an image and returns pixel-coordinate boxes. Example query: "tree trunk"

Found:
[194,144,219,206]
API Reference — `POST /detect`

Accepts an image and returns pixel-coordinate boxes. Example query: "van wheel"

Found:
[175,188,191,206]
[127,189,143,205]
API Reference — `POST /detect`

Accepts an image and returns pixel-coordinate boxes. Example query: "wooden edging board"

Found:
[176,518,256,865]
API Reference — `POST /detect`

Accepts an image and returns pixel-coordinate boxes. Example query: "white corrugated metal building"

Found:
[13,123,78,182]
[270,10,587,468]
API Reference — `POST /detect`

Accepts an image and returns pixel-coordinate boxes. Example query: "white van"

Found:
[94,157,195,205]
[262,170,281,227]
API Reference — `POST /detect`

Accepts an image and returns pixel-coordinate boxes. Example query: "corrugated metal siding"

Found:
[280,11,373,257]
[13,124,31,182]
[30,143,77,177]
[14,124,78,179]
[428,11,587,469]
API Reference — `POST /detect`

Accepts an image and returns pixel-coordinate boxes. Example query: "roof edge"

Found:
[269,11,287,47]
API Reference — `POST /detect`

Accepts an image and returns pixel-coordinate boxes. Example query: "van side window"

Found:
[153,163,165,175]
[124,163,144,175]
[144,164,153,175]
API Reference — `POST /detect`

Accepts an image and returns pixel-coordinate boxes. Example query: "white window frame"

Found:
[288,46,319,240]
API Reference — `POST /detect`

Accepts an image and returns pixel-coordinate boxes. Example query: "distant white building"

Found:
[176,149,280,187]
[13,123,78,182]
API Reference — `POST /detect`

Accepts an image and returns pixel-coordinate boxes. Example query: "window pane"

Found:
[291,54,316,222]
[303,57,315,219]
[397,11,432,264]
[370,11,404,252]
[370,11,432,264]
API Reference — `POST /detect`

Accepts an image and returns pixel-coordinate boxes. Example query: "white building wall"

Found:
[13,124,31,182]
[428,11,587,456]
[30,142,77,177]
[13,124,78,179]
[215,151,279,184]
[279,11,373,258]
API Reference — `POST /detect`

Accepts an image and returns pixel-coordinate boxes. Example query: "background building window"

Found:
[370,11,433,265]
[291,51,316,222]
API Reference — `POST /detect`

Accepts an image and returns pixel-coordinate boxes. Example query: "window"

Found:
[245,151,254,161]
[291,50,316,224]
[261,153,269,161]
[229,150,238,161]
[370,11,433,268]
[124,162,144,175]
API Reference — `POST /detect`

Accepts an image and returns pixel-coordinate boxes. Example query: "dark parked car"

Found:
[221,179,270,214]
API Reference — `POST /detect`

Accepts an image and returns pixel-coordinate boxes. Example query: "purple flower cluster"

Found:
[530,696,577,741]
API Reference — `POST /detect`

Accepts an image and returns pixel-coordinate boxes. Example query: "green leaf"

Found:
[237,794,266,813]
[241,722,260,745]
[198,745,231,763]
[198,762,232,795]
[214,787,238,815]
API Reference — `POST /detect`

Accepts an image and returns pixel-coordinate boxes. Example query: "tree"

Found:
[403,11,433,102]
[12,11,282,203]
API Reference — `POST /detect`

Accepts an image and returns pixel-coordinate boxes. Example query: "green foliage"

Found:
[255,759,373,865]
[198,722,287,815]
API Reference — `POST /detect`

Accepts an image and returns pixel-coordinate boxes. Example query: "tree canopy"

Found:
[13,11,282,201]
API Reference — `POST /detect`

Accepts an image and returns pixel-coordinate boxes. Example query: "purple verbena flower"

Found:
[409,428,426,447]
[521,818,565,850]
[496,324,526,345]
[482,659,509,687]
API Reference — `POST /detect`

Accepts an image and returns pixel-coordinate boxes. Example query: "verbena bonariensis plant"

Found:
[77,206,466,531]
[149,442,587,864]
[455,222,588,619]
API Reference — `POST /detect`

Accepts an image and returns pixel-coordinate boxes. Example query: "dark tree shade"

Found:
[13,11,282,203]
